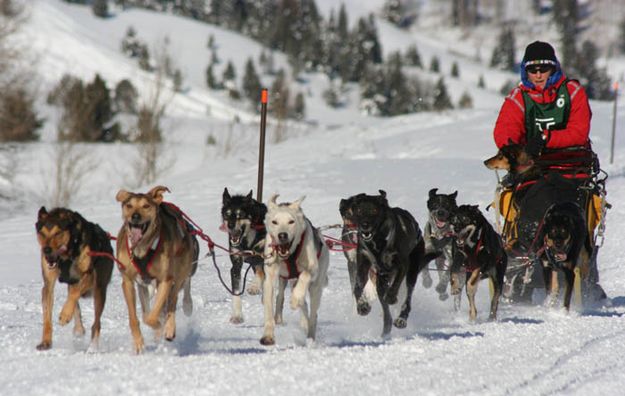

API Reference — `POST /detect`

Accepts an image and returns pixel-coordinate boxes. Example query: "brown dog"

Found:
[35,207,114,351]
[484,142,537,175]
[115,186,199,353]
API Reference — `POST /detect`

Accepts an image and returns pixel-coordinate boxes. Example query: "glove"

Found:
[525,133,547,157]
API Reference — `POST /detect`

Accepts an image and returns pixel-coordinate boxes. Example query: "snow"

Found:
[2,1,625,395]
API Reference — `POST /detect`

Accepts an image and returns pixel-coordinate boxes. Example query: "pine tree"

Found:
[172,69,183,92]
[490,27,516,71]
[477,74,485,88]
[138,45,151,71]
[269,69,290,117]
[405,44,422,68]
[293,92,305,120]
[242,58,262,106]
[206,63,219,89]
[458,91,473,109]
[430,56,440,73]
[620,16,625,54]
[92,0,108,18]
[450,61,460,78]
[84,74,114,141]
[207,33,215,50]
[114,79,138,114]
[552,0,579,70]
[222,60,236,84]
[337,3,349,42]
[433,77,453,111]
[384,51,412,115]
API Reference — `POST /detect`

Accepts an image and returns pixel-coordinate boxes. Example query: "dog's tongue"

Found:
[129,227,143,246]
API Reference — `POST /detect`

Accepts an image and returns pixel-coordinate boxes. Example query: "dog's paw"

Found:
[435,282,448,294]
[134,339,145,354]
[73,323,86,337]
[144,315,162,329]
[356,300,371,316]
[247,283,261,295]
[58,308,74,326]
[274,314,283,325]
[438,292,449,301]
[36,341,52,351]
[393,317,408,328]
[229,315,244,324]
[260,335,275,346]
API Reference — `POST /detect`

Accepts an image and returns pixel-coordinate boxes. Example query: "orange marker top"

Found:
[261,89,268,104]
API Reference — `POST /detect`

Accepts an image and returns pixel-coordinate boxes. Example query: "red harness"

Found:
[279,231,323,280]
[125,233,163,280]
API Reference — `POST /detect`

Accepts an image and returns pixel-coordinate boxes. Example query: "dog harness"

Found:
[126,234,162,282]
[280,229,324,280]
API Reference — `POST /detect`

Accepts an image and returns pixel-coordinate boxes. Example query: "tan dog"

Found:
[115,186,199,353]
[35,207,114,351]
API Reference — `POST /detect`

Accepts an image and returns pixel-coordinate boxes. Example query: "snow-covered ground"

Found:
[2,1,625,395]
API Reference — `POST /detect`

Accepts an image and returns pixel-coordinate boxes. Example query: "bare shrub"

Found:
[44,142,91,208]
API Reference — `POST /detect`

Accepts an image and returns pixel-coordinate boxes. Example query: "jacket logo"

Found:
[535,117,555,131]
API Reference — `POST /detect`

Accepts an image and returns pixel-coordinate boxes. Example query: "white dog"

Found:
[260,194,329,346]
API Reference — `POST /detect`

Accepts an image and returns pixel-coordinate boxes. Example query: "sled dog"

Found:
[115,186,199,353]
[35,207,114,350]
[450,205,507,321]
[221,188,267,323]
[537,202,589,310]
[424,188,465,307]
[339,194,377,304]
[351,190,438,337]
[260,194,329,346]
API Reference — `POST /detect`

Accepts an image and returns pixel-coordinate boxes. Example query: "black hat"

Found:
[522,41,557,66]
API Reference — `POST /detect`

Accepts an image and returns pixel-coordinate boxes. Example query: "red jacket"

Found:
[493,75,592,149]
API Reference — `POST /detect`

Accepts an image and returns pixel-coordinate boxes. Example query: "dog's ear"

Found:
[223,187,231,204]
[246,190,253,200]
[36,207,48,231]
[451,191,458,200]
[148,185,170,204]
[290,196,306,210]
[116,189,131,203]
[428,188,438,199]
[38,206,48,221]
[378,189,387,199]
[339,198,348,215]
[268,193,279,209]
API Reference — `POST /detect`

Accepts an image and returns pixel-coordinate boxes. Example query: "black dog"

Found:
[339,194,364,290]
[537,201,588,310]
[221,188,267,324]
[351,190,438,337]
[450,205,507,321]
[424,188,465,305]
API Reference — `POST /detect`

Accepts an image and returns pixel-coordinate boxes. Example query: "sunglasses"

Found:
[526,65,554,74]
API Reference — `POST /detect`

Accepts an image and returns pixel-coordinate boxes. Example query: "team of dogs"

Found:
[35,144,588,352]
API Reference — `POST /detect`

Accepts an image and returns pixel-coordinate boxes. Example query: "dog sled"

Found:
[491,146,609,306]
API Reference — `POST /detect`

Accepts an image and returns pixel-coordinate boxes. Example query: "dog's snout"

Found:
[436,209,448,218]
[278,232,289,243]
[131,213,141,222]
[43,246,52,255]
